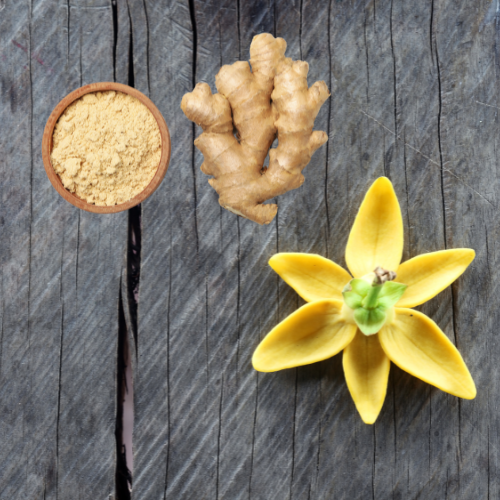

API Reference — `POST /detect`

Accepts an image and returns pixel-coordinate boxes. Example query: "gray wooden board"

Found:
[1,0,500,498]
[1,0,126,498]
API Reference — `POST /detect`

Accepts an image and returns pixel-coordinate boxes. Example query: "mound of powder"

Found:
[51,90,161,206]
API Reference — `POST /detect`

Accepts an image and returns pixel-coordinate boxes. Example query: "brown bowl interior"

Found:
[42,82,171,213]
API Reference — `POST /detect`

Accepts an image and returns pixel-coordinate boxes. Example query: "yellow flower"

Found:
[252,177,476,424]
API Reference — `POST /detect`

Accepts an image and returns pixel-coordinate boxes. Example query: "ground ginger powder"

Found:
[51,91,161,206]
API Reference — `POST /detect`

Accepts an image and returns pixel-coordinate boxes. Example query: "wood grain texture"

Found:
[1,0,126,498]
[2,0,500,499]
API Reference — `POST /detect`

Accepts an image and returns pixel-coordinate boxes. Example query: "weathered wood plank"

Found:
[2,0,500,499]
[115,0,131,86]
[56,3,127,499]
[24,2,73,498]
[1,0,126,498]
[315,2,381,497]
[389,1,458,497]
[129,0,500,499]
[126,0,149,94]
[236,4,301,500]
[132,0,201,498]
[436,1,499,498]
[277,3,331,498]
[0,2,36,498]
[192,2,246,500]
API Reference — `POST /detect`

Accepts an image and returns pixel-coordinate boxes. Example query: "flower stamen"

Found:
[364,267,397,309]
[373,266,397,285]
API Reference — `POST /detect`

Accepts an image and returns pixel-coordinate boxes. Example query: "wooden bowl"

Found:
[42,82,171,213]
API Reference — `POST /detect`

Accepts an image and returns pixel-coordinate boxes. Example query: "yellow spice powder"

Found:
[51,90,161,206]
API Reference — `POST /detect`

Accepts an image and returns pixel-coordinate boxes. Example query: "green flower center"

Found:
[342,267,407,336]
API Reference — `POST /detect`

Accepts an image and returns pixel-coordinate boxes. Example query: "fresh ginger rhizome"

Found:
[181,33,330,225]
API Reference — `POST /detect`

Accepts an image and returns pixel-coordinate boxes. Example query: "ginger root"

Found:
[181,33,330,225]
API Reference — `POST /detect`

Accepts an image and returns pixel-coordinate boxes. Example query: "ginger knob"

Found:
[181,33,330,225]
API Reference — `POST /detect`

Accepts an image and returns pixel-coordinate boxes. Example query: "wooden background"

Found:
[1,0,499,498]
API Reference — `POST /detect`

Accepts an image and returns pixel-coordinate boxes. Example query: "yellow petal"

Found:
[343,330,390,424]
[396,249,475,308]
[345,177,404,278]
[269,253,352,302]
[252,300,357,372]
[379,308,476,399]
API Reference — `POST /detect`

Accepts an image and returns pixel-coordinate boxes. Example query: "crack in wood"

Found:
[127,0,134,88]
[188,0,200,256]
[163,226,172,500]
[112,0,117,82]
[116,289,132,500]
[127,206,141,353]
[115,1,141,494]
[389,0,397,141]
[323,0,333,256]
[142,0,150,95]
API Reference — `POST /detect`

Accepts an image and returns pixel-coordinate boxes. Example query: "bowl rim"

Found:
[41,82,171,213]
